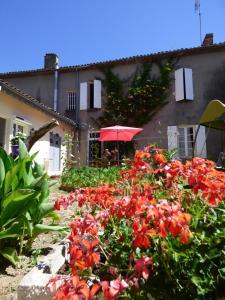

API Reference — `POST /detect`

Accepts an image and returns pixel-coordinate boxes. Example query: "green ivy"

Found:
[97,62,173,127]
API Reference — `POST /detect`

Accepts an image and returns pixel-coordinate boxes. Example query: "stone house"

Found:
[0,79,76,175]
[1,33,225,164]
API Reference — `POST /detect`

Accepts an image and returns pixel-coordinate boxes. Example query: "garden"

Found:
[0,141,225,300]
[54,145,225,299]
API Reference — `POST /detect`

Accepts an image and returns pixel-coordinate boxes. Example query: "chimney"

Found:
[202,33,214,47]
[44,53,59,69]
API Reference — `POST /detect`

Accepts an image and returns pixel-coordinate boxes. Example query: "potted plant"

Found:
[10,132,27,157]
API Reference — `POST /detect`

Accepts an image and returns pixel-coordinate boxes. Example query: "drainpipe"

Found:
[53,66,59,112]
[75,69,80,124]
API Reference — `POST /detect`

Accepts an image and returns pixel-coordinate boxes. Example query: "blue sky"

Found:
[0,0,224,72]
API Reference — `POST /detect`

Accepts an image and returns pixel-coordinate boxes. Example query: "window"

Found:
[178,127,194,159]
[175,68,194,101]
[80,80,102,110]
[67,91,76,111]
[13,123,24,136]
[167,125,207,159]
[89,82,94,109]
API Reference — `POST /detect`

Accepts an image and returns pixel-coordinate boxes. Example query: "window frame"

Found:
[175,67,194,101]
[67,90,76,111]
[177,125,195,159]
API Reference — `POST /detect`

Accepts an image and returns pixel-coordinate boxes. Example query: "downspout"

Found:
[53,65,59,112]
[75,69,80,124]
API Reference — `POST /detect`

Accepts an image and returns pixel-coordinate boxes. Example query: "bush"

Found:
[0,139,65,265]
[60,166,120,190]
[52,145,225,300]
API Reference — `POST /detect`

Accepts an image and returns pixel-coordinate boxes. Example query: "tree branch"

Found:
[27,119,59,151]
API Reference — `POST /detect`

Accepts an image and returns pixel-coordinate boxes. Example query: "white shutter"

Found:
[167,126,178,153]
[80,82,88,110]
[184,68,194,100]
[195,125,207,157]
[94,80,102,109]
[175,68,184,101]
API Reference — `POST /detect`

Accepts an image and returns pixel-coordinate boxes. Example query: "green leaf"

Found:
[219,268,225,279]
[19,157,34,186]
[0,157,5,188]
[47,211,61,221]
[0,221,23,239]
[4,163,21,194]
[0,247,19,266]
[33,161,44,177]
[0,148,13,173]
[37,202,54,220]
[0,189,37,226]
[18,139,28,160]
[33,224,67,236]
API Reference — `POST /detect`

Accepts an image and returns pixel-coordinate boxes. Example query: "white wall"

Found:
[0,91,74,175]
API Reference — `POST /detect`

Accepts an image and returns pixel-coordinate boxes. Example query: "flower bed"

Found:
[60,166,120,191]
[52,145,225,300]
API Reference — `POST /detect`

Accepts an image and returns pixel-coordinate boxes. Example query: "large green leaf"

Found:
[0,247,19,266]
[39,180,49,203]
[33,224,67,236]
[30,173,47,190]
[17,156,36,186]
[0,189,37,226]
[18,139,28,160]
[0,148,13,173]
[0,157,5,188]
[36,202,54,222]
[4,163,21,194]
[0,221,22,239]
[33,161,45,177]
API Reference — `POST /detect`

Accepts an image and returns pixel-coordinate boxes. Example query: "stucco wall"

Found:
[0,90,74,174]
[4,47,225,162]
[8,74,55,109]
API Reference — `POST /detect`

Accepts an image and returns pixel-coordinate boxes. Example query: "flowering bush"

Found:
[52,145,225,300]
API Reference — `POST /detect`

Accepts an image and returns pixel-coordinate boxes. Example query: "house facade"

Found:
[1,34,225,164]
[0,79,76,175]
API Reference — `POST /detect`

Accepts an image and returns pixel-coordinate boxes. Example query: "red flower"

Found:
[101,278,129,299]
[134,256,153,280]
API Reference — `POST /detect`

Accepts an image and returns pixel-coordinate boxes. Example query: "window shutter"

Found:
[80,82,88,110]
[94,80,102,109]
[175,68,194,101]
[196,125,207,157]
[184,68,194,100]
[175,68,184,101]
[167,126,178,153]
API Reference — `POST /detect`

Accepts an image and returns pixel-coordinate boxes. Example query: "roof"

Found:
[0,79,76,128]
[1,42,225,78]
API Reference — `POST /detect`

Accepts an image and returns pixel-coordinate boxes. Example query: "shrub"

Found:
[52,145,225,300]
[0,139,65,265]
[60,166,120,190]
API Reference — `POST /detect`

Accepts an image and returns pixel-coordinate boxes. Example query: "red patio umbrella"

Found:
[99,125,143,165]
[99,125,143,142]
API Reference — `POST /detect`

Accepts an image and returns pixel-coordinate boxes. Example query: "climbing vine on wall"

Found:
[97,61,173,127]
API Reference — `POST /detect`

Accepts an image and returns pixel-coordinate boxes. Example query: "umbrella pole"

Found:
[117,140,119,166]
[192,124,200,158]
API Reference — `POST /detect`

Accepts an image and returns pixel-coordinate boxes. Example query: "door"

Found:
[49,132,61,172]
[0,117,6,148]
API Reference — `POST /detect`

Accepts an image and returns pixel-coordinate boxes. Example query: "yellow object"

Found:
[200,100,225,130]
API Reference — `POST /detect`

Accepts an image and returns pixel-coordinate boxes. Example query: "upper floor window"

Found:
[80,80,102,110]
[175,68,194,101]
[67,91,76,111]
